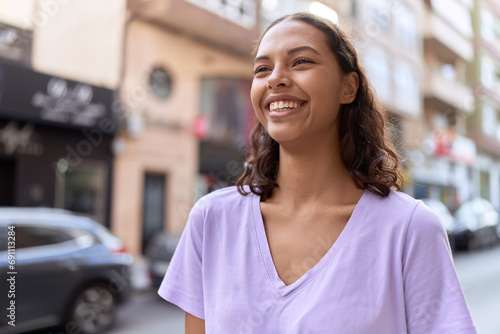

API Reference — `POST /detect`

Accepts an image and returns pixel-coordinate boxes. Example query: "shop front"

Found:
[411,129,476,211]
[0,61,119,225]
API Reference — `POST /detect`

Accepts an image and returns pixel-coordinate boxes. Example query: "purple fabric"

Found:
[158,186,476,333]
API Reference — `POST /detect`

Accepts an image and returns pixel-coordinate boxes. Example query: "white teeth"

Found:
[269,100,301,112]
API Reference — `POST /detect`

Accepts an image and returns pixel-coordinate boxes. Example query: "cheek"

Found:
[250,82,263,113]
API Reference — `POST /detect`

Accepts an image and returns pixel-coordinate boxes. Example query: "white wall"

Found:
[32,0,126,89]
[0,0,36,29]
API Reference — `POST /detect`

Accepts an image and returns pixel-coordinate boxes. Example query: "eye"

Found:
[293,58,314,66]
[254,66,270,75]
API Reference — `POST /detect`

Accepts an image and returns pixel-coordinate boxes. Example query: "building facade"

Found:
[0,0,125,225]
[113,0,259,255]
[412,0,476,210]
[467,0,500,209]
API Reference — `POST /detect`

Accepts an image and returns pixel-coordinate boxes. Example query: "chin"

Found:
[267,132,299,146]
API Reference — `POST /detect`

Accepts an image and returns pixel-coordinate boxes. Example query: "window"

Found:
[394,60,420,115]
[148,66,172,99]
[363,48,391,101]
[184,0,257,28]
[440,64,456,81]
[55,160,107,224]
[15,226,73,249]
[370,0,391,30]
[482,103,497,137]
[394,3,417,50]
[430,0,473,38]
[481,55,496,89]
[481,7,495,43]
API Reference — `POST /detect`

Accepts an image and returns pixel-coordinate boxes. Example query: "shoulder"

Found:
[377,191,447,252]
[197,185,252,206]
[368,189,432,220]
[366,189,441,234]
[191,185,255,218]
[375,189,420,208]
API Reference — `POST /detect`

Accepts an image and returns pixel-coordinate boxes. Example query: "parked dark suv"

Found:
[0,208,133,334]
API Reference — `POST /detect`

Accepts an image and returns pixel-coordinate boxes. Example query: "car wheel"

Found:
[69,284,116,334]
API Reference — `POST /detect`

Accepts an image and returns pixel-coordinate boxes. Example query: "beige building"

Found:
[466,0,500,209]
[414,0,476,208]
[113,0,259,255]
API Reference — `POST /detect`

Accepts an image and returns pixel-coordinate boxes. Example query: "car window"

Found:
[15,226,75,249]
[0,225,7,251]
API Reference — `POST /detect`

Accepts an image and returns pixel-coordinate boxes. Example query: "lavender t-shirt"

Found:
[158,186,476,333]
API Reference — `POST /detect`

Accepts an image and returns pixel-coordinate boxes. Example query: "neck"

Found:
[270,138,362,207]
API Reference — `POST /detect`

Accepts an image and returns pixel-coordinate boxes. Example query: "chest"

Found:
[259,203,354,285]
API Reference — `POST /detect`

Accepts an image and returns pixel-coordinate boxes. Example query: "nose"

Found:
[267,66,289,89]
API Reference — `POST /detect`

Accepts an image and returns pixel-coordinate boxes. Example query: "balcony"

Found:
[127,0,259,56]
[423,9,473,63]
[423,68,474,114]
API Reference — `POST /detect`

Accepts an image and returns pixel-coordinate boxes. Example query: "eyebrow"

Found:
[253,45,321,65]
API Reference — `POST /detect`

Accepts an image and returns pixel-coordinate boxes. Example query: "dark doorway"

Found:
[142,173,166,253]
[0,158,15,206]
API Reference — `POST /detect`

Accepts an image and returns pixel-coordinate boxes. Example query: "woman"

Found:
[159,12,476,333]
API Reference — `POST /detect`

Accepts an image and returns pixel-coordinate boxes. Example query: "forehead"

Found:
[257,19,329,54]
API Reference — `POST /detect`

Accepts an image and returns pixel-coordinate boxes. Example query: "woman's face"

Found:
[251,19,357,146]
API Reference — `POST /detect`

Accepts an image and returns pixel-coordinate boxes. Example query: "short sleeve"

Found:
[402,202,476,334]
[158,199,206,319]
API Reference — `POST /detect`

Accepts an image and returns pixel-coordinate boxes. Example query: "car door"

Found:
[7,222,86,329]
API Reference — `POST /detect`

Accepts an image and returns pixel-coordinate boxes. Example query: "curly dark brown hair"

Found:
[237,12,403,200]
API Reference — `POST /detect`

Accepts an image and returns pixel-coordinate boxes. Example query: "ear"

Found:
[340,72,359,104]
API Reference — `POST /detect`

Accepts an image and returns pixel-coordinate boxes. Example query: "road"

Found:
[454,245,500,334]
[107,290,184,334]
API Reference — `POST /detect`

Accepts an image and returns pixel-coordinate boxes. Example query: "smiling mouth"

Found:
[268,100,305,112]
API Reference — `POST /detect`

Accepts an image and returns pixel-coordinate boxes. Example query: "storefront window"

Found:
[56,160,107,224]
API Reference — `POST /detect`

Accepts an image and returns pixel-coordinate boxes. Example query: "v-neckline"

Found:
[250,190,372,298]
